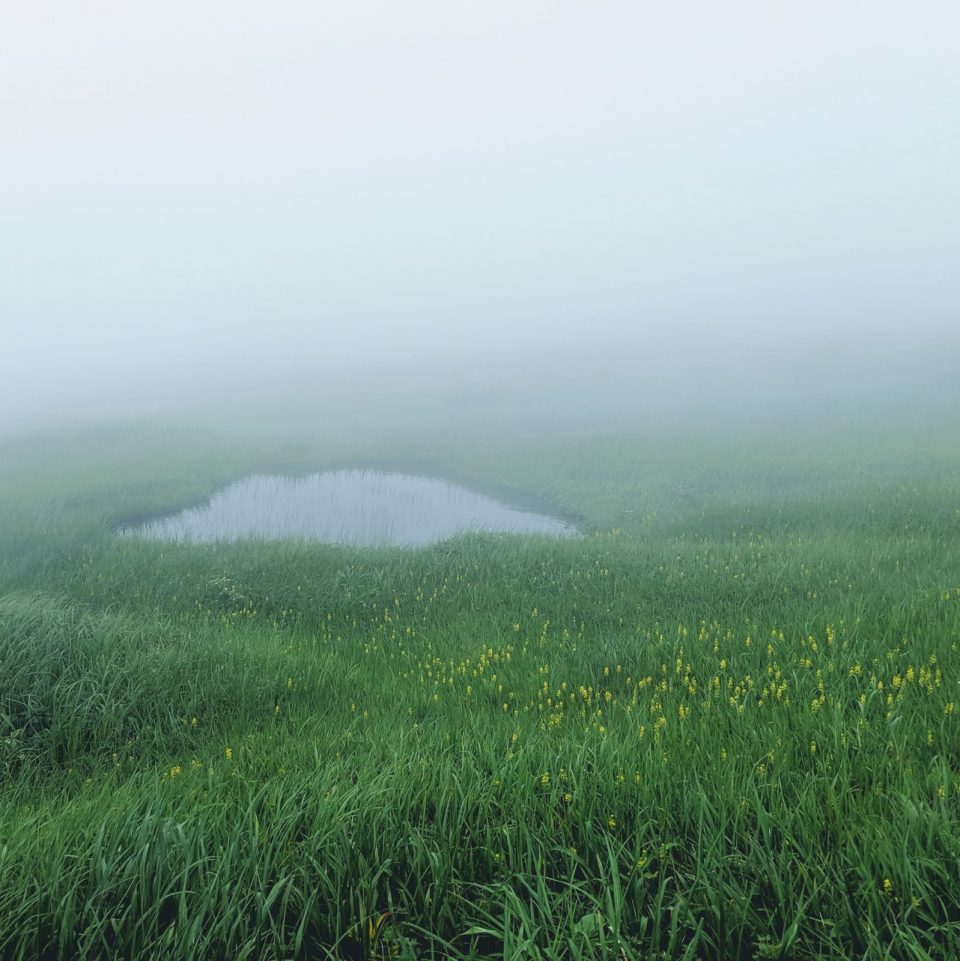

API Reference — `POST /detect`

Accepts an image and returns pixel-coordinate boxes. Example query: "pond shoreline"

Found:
[117,469,579,547]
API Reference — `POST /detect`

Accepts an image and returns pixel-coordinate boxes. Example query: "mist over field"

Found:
[2,4,960,960]
[2,0,959,437]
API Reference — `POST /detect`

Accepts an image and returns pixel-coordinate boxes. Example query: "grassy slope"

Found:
[0,405,959,960]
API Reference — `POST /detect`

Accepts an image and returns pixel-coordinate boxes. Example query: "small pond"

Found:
[121,471,577,546]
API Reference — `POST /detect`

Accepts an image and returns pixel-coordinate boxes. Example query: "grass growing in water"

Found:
[0,418,958,960]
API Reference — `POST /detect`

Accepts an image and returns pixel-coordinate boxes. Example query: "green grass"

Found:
[0,411,958,960]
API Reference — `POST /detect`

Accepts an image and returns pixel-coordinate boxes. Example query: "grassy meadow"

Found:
[1,390,959,959]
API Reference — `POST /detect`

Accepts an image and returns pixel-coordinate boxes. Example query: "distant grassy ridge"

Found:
[0,412,959,959]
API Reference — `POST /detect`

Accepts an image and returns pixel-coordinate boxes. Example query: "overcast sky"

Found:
[1,1,958,426]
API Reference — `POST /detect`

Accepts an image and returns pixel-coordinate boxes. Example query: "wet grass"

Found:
[0,417,959,959]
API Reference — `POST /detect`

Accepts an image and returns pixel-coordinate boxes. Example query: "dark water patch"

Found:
[119,471,577,546]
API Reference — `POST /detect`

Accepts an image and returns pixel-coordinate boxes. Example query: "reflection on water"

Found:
[121,471,577,546]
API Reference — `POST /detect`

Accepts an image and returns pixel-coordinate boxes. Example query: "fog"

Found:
[2,1,958,436]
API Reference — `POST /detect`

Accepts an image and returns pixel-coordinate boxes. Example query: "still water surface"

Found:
[123,471,577,546]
